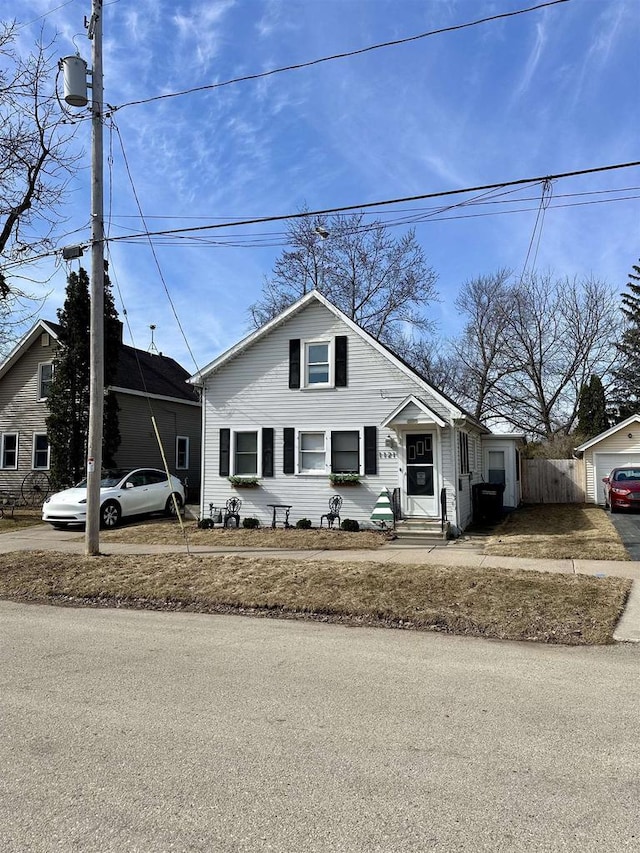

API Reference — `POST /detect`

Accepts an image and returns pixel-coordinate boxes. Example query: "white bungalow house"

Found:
[189,290,522,536]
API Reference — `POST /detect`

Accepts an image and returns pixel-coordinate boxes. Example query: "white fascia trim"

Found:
[574,414,640,453]
[0,320,60,382]
[108,386,201,407]
[382,395,447,428]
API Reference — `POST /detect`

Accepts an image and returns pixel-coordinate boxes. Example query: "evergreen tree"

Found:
[576,374,609,439]
[613,260,640,419]
[46,268,121,487]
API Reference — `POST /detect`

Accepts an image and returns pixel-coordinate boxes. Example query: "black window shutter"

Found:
[335,335,348,387]
[219,428,230,477]
[262,428,274,477]
[283,428,295,474]
[364,426,377,475]
[289,339,301,388]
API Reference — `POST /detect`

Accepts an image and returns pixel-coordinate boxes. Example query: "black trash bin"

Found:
[472,482,505,524]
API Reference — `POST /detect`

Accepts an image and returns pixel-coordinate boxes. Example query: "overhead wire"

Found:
[111,0,571,112]
[105,159,640,244]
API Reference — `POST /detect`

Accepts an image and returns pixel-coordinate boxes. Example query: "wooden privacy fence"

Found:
[521,458,585,504]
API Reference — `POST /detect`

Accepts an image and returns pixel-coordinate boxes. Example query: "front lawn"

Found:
[483,504,630,561]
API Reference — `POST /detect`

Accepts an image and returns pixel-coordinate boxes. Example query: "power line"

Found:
[112,0,571,112]
[106,159,640,243]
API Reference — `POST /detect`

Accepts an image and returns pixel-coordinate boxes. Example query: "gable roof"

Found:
[0,319,199,404]
[574,414,640,453]
[189,289,488,432]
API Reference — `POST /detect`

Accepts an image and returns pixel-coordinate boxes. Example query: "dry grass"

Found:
[0,550,630,645]
[101,518,389,550]
[484,504,630,561]
[0,509,45,533]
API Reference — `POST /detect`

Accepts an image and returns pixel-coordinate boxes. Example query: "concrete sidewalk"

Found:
[1,523,638,642]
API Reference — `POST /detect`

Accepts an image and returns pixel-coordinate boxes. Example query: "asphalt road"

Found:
[1,602,639,853]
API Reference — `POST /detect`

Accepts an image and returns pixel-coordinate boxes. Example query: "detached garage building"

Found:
[575,414,640,505]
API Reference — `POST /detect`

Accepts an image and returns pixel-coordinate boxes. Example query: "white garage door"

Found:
[593,453,640,504]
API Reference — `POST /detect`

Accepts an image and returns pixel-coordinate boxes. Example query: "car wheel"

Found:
[610,502,619,514]
[100,500,121,528]
[165,493,183,517]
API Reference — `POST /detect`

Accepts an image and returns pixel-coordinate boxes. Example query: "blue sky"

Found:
[9,0,640,374]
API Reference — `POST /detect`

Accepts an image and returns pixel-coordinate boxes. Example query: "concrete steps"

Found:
[393,517,450,544]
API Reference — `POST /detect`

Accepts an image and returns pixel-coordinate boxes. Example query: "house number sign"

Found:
[379,451,397,459]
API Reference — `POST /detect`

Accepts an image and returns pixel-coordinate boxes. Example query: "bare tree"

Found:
[249,212,438,346]
[454,271,620,438]
[0,22,78,298]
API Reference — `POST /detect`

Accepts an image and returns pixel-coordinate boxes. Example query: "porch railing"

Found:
[440,487,448,532]
[391,488,401,528]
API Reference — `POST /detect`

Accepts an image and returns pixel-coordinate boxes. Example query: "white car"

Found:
[43,468,185,529]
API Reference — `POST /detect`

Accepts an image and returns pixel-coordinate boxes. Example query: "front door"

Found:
[405,432,437,516]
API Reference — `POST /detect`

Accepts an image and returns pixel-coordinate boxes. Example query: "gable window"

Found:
[299,432,326,473]
[33,434,50,470]
[38,362,54,400]
[1,433,18,469]
[233,431,258,475]
[458,432,470,475]
[176,436,189,470]
[305,341,331,386]
[331,430,360,473]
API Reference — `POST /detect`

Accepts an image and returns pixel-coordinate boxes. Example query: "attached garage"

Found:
[575,415,640,505]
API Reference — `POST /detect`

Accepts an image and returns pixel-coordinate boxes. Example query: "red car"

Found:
[602,467,640,512]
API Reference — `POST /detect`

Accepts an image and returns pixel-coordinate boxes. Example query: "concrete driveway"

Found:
[1,601,639,853]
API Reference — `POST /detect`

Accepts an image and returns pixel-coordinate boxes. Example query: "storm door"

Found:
[405,432,437,516]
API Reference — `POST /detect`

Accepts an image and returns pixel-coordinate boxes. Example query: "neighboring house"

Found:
[575,414,640,505]
[189,290,522,535]
[0,319,201,497]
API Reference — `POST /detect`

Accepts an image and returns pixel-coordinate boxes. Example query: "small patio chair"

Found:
[320,495,343,529]
[224,497,242,528]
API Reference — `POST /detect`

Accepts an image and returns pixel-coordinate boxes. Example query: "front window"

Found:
[38,363,53,399]
[234,431,258,475]
[299,432,326,473]
[33,434,50,470]
[176,436,189,470]
[331,431,359,473]
[1,433,18,469]
[305,341,331,386]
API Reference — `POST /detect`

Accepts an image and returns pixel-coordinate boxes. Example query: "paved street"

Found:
[1,601,639,852]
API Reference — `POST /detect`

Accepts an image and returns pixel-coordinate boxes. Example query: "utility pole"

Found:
[85,0,104,556]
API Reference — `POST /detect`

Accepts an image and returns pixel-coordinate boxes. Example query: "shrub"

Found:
[198,518,214,529]
[296,518,312,529]
[242,517,260,529]
[340,518,360,532]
